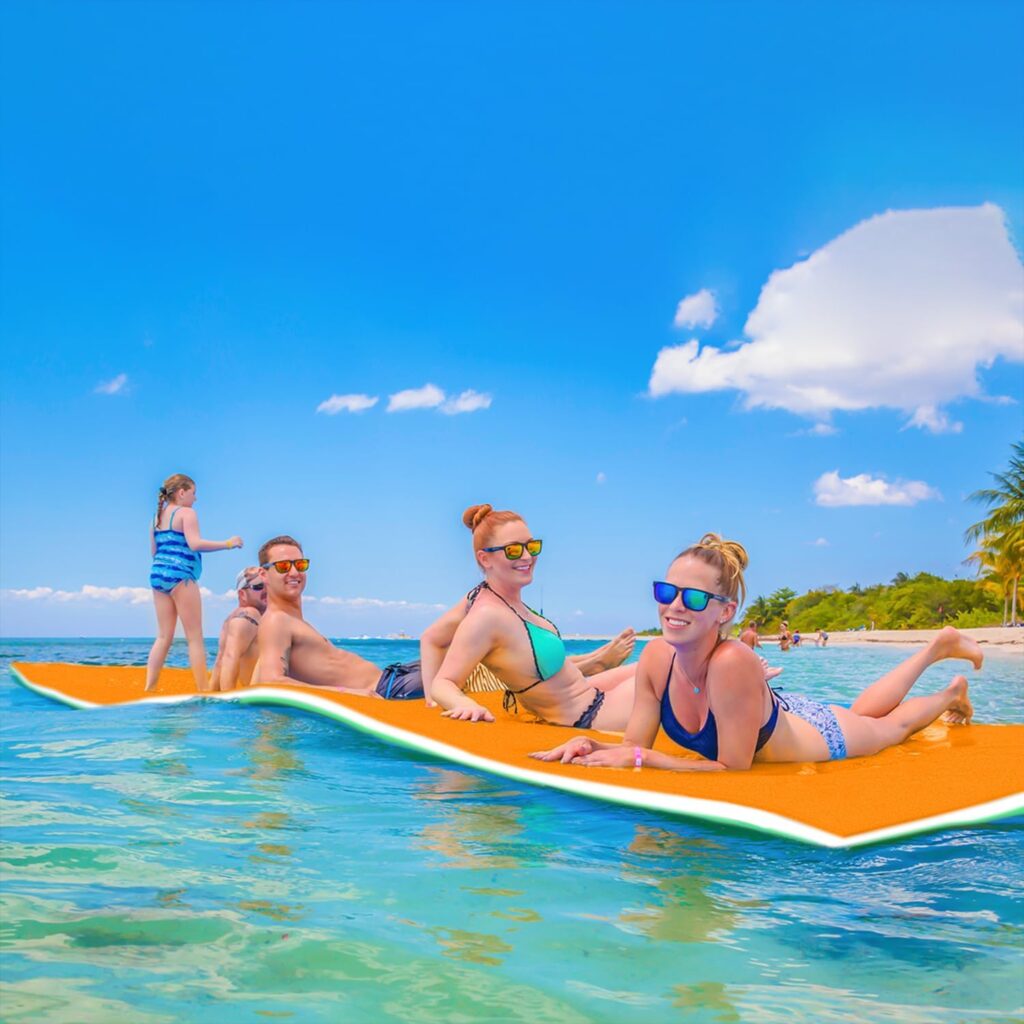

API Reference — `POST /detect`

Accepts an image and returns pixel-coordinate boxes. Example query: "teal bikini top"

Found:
[467,582,567,713]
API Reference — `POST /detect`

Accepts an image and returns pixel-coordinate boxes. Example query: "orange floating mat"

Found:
[10,661,1024,848]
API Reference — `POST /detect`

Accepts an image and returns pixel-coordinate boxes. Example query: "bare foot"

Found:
[578,628,636,675]
[940,675,974,725]
[931,626,984,671]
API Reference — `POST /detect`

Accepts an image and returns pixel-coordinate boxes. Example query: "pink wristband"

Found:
[633,746,644,770]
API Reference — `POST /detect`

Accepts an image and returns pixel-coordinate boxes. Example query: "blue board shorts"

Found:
[375,661,425,700]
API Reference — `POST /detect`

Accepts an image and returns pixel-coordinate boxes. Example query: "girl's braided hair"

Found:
[155,474,195,528]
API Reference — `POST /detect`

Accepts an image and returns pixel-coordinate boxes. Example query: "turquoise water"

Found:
[1,638,1022,1023]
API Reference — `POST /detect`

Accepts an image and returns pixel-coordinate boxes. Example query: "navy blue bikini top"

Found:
[659,655,780,762]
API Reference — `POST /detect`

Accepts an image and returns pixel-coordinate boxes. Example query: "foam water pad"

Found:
[10,661,1024,848]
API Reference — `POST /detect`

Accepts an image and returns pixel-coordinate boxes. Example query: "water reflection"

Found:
[239,713,305,784]
[618,827,751,945]
[671,981,741,1021]
[414,768,528,871]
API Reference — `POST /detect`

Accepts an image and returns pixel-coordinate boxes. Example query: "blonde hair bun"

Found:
[695,532,749,572]
[462,504,494,531]
[677,532,750,608]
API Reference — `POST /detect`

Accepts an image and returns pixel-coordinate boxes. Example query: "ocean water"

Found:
[1,638,1022,1024]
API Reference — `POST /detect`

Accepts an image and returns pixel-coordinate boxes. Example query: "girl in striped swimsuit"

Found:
[146,474,243,693]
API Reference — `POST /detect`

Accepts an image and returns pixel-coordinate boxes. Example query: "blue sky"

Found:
[1,0,1022,637]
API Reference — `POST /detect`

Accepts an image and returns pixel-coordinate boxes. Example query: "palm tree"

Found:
[966,439,1024,625]
[965,538,1018,626]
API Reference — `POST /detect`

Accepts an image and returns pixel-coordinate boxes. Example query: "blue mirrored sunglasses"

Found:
[652,581,730,611]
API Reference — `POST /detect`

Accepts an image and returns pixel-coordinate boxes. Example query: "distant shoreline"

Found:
[564,626,1023,653]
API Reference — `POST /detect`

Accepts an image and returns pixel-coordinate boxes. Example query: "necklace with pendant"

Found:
[677,662,702,695]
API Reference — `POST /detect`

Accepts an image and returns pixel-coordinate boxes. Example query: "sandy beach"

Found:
[567,627,1024,652]
[792,626,1023,651]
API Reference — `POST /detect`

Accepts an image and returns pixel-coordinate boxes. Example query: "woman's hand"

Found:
[529,736,595,763]
[440,700,495,723]
[571,746,639,769]
[227,536,244,550]
[759,656,783,682]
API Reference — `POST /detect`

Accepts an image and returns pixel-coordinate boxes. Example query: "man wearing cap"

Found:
[210,567,268,691]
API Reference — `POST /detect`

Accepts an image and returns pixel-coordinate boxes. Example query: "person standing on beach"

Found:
[145,474,243,693]
[209,567,267,691]
[739,621,761,649]
[779,621,792,652]
[252,535,425,698]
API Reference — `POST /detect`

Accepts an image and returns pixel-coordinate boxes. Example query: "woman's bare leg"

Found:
[145,591,178,691]
[588,664,636,692]
[841,676,973,757]
[573,630,637,674]
[849,627,983,718]
[173,582,209,692]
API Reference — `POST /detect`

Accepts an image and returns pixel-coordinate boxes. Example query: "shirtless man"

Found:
[209,567,267,692]
[738,621,761,649]
[253,535,424,699]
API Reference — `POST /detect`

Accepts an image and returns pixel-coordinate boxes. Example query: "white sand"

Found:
[565,627,1023,652]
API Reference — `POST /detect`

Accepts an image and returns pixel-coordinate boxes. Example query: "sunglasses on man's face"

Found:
[652,581,730,612]
[482,539,543,560]
[244,582,266,592]
[261,559,311,574]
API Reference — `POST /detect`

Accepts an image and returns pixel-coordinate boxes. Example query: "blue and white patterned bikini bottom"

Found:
[779,693,848,760]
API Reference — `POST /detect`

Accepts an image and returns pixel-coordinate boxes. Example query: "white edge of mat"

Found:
[10,667,1024,849]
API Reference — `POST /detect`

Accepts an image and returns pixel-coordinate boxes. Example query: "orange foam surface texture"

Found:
[12,662,1024,840]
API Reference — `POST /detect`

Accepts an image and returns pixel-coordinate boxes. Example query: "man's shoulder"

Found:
[226,609,261,630]
[260,608,300,633]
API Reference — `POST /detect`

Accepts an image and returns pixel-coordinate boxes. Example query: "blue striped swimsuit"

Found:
[150,508,202,593]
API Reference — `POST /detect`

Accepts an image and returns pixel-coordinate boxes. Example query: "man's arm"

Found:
[254,614,292,683]
[218,618,259,691]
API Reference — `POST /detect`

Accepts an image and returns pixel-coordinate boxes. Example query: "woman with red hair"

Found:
[424,504,638,728]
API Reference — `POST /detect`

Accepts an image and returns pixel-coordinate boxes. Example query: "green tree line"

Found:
[740,573,1000,634]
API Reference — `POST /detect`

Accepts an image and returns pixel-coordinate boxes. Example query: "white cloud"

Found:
[6,585,152,605]
[810,537,830,547]
[95,373,128,395]
[903,405,963,434]
[807,423,838,437]
[650,204,1024,432]
[813,470,941,508]
[315,595,446,610]
[316,393,379,415]
[4,584,230,605]
[673,288,718,329]
[387,383,445,412]
[441,389,492,415]
[596,471,607,484]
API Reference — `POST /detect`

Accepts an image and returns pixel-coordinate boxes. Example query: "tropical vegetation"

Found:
[964,438,1024,627]
[739,573,1001,634]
